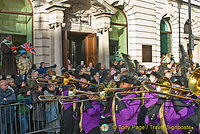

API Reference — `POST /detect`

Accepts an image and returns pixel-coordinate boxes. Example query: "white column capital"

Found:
[46,5,69,27]
[94,13,113,31]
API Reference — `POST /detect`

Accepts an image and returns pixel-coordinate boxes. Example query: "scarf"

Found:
[1,39,12,46]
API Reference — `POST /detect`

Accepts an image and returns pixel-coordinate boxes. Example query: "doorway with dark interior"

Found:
[62,32,98,69]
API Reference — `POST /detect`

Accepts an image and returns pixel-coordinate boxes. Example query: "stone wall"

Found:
[108,0,200,68]
[33,0,52,67]
[32,0,200,69]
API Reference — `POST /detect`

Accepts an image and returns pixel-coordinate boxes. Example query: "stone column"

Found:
[95,13,112,68]
[46,5,69,74]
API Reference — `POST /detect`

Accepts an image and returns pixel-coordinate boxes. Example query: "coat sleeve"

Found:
[118,98,141,120]
[86,102,103,116]
[1,43,12,54]
[38,67,43,74]
[6,91,17,104]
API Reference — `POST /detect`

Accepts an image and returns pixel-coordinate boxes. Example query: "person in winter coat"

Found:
[31,84,45,130]
[17,88,32,134]
[0,80,17,134]
[17,50,32,81]
[44,84,60,134]
[0,35,17,78]
[38,62,57,75]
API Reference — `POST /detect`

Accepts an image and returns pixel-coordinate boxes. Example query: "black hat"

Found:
[68,70,74,75]
[80,73,91,81]
[120,75,141,86]
[61,66,67,74]
[76,65,85,70]
[150,71,162,79]
[172,76,183,86]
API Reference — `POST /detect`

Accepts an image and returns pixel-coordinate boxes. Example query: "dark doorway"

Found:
[63,32,97,68]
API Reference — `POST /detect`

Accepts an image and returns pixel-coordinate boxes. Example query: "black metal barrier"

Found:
[0,101,61,134]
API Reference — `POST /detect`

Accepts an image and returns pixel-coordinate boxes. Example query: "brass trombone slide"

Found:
[115,81,200,102]
[36,79,72,86]
[99,86,142,100]
[59,85,142,105]
[143,81,200,102]
[115,91,164,101]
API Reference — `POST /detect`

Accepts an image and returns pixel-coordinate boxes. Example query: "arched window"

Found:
[0,0,33,63]
[160,18,172,56]
[109,8,127,63]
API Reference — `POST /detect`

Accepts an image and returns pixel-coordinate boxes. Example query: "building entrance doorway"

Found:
[62,32,97,68]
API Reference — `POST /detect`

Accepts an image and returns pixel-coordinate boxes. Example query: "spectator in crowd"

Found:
[27,69,39,90]
[91,71,100,84]
[7,78,19,97]
[31,84,45,130]
[170,54,175,63]
[67,59,73,71]
[161,53,166,63]
[0,80,17,134]
[0,35,17,79]
[44,84,60,134]
[74,65,86,77]
[17,88,32,134]
[86,62,94,73]
[17,50,32,81]
[117,60,125,71]
[38,62,57,75]
[112,60,118,70]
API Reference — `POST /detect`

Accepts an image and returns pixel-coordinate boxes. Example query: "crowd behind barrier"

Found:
[0,34,199,134]
[0,58,198,133]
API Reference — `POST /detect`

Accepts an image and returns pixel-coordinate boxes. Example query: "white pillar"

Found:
[95,13,112,68]
[54,23,63,74]
[46,5,69,74]
[98,29,110,68]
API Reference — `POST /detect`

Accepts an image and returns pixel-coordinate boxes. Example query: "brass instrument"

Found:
[99,86,142,100]
[115,76,200,102]
[58,84,100,104]
[36,73,101,87]
[59,84,142,104]
[188,68,200,95]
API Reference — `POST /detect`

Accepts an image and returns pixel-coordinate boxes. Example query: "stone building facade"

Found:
[1,0,200,74]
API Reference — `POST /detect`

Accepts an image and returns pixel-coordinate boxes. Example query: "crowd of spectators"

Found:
[0,52,199,133]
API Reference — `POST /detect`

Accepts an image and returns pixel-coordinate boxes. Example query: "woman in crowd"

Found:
[17,87,32,134]
[44,84,60,134]
[31,84,45,130]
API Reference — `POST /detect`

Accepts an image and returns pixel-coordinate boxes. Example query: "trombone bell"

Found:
[188,68,200,95]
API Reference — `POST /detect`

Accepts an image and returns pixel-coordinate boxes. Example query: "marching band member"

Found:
[144,80,196,134]
[60,71,76,134]
[112,75,142,134]
[80,86,103,134]
[179,95,200,134]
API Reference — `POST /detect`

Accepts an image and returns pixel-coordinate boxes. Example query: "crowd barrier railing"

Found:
[0,100,61,134]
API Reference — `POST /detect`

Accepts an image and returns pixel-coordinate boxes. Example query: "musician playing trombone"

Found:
[111,75,142,134]
[144,78,197,134]
[71,73,103,134]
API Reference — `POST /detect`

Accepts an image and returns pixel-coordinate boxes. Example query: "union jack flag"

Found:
[20,41,37,55]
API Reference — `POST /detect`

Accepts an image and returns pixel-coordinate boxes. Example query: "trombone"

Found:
[59,84,142,105]
[115,76,200,102]
[58,84,100,104]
